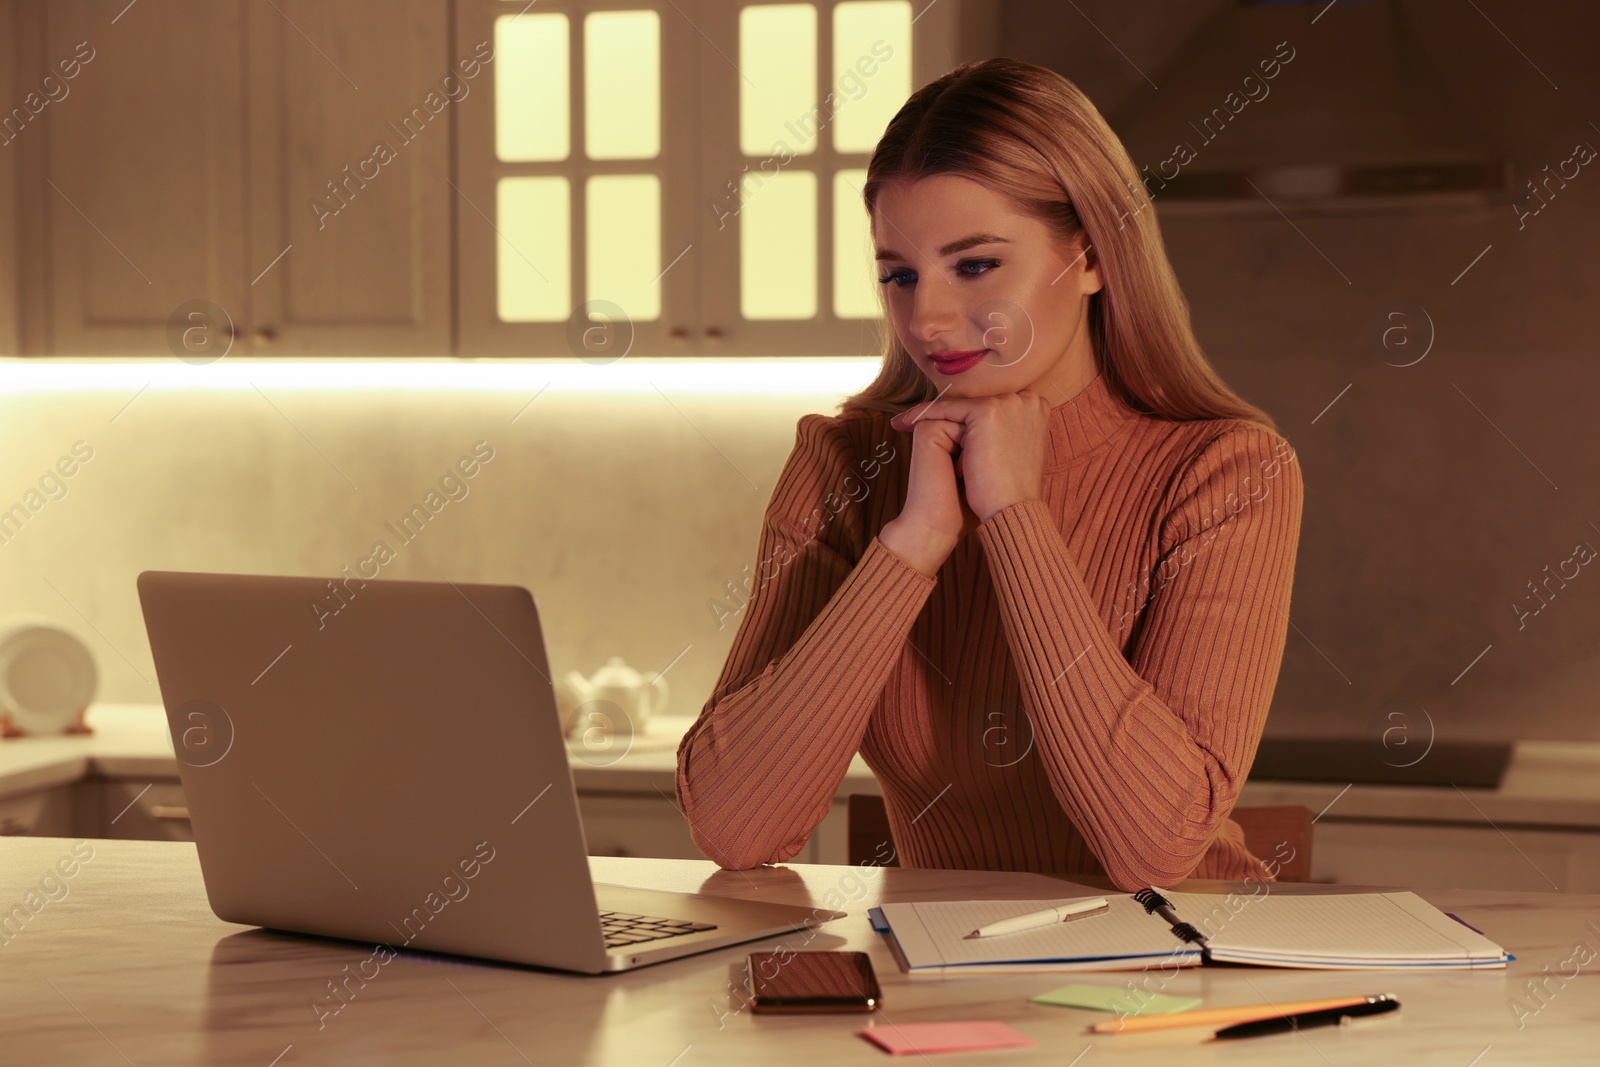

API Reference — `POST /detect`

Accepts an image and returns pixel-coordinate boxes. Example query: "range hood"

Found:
[1115,0,1508,206]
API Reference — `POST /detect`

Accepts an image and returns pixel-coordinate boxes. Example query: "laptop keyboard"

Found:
[600,910,717,949]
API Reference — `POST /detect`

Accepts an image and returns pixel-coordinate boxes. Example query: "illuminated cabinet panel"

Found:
[833,169,877,320]
[832,1,912,154]
[586,11,661,160]
[740,172,817,320]
[497,178,572,322]
[739,5,817,157]
[497,14,571,161]
[587,175,662,322]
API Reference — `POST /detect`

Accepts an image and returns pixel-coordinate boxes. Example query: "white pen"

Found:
[964,897,1111,939]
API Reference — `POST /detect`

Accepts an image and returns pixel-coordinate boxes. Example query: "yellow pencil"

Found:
[1088,994,1386,1035]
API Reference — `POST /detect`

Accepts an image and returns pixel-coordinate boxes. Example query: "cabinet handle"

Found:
[151,805,191,821]
[252,326,278,345]
[668,327,690,343]
[704,326,724,342]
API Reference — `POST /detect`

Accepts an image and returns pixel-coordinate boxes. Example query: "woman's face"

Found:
[871,174,1103,402]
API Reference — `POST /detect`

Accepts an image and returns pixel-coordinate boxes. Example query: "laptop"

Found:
[136,570,843,974]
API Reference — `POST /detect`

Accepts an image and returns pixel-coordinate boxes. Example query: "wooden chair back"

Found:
[847,794,899,868]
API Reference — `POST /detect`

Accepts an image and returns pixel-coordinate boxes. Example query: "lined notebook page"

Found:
[1164,890,1509,962]
[878,897,1192,969]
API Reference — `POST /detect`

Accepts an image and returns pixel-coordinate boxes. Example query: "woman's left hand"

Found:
[889,390,1052,523]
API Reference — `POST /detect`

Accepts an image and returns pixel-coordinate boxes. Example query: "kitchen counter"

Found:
[0,703,882,799]
[0,704,187,799]
[7,703,1600,822]
[5,705,1600,888]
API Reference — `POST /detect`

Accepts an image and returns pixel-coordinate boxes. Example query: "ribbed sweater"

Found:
[676,371,1304,890]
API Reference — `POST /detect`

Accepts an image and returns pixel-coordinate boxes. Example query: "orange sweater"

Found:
[676,371,1304,890]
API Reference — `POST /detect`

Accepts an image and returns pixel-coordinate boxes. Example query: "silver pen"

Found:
[965,897,1111,939]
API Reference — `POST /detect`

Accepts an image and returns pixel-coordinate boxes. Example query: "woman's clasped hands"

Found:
[886,390,1053,552]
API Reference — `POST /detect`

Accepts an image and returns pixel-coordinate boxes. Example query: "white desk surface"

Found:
[2,837,1593,1065]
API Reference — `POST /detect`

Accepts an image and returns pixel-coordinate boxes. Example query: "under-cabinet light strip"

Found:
[0,358,884,395]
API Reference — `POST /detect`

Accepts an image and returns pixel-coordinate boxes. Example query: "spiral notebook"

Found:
[874,888,1512,975]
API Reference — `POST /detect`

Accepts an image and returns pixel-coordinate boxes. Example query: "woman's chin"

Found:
[924,375,1001,397]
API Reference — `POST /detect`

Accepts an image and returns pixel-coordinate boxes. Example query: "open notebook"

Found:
[874,888,1512,975]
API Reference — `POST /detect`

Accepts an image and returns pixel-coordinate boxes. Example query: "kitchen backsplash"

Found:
[0,375,833,733]
[2,350,1598,744]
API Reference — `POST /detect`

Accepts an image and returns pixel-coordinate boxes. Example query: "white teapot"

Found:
[563,656,669,740]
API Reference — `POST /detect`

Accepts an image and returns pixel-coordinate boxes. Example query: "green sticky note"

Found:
[1030,984,1201,1015]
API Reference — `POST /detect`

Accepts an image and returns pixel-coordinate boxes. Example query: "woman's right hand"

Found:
[879,412,969,576]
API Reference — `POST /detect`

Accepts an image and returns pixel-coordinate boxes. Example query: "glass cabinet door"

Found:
[696,0,918,357]
[458,1,697,358]
[456,0,955,358]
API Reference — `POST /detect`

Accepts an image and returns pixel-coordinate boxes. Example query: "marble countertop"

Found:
[1237,750,1600,830]
[1,836,1594,1065]
[0,703,881,801]
[0,704,183,797]
[7,705,1600,831]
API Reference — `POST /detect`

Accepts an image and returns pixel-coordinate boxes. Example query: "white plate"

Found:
[0,621,98,735]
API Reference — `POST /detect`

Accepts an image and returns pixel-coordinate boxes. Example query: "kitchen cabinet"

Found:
[60,772,1600,889]
[8,0,987,357]
[1305,819,1600,894]
[452,0,972,357]
[691,0,939,358]
[577,789,851,864]
[452,0,701,358]
[242,0,452,355]
[577,793,704,859]
[12,704,1600,891]
[0,0,20,355]
[18,0,248,356]
[98,777,193,841]
[1237,777,1600,893]
[14,0,451,356]
[0,783,76,837]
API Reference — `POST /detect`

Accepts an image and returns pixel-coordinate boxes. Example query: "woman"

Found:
[675,58,1304,891]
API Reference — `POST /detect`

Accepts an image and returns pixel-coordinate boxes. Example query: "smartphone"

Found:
[747,950,882,1014]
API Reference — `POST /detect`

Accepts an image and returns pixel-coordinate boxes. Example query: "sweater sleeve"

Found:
[676,415,937,869]
[974,423,1304,890]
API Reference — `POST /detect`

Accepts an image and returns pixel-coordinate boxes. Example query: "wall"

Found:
[0,370,859,730]
[3,347,1598,745]
[990,0,1600,741]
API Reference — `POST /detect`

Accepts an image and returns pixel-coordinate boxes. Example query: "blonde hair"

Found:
[841,58,1277,433]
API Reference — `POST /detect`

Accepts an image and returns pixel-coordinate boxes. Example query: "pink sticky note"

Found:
[858,1021,1036,1056]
